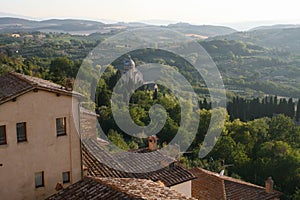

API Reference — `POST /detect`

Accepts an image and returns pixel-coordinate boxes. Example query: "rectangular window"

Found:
[56,117,66,136]
[35,171,44,188]
[62,171,70,184]
[0,125,6,145]
[16,122,27,142]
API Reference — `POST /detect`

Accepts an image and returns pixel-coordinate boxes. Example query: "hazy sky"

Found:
[1,0,300,29]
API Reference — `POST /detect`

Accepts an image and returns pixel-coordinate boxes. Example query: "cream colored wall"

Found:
[0,90,82,200]
[170,180,192,197]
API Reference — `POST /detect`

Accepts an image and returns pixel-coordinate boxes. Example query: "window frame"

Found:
[16,122,27,143]
[56,117,67,136]
[62,171,70,184]
[0,125,7,145]
[35,171,44,188]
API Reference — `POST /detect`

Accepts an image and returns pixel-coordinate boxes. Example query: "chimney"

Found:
[55,182,64,191]
[148,135,158,151]
[65,78,73,91]
[265,177,274,193]
[83,165,88,177]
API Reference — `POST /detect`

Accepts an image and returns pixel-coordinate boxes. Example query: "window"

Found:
[0,125,6,145]
[62,171,70,184]
[56,117,66,136]
[35,171,44,188]
[16,122,27,142]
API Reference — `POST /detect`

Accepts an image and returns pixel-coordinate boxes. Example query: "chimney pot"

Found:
[265,177,274,193]
[148,135,158,151]
[65,78,73,91]
[55,182,64,191]
[83,165,88,177]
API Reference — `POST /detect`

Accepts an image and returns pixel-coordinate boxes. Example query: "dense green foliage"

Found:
[1,31,300,198]
[227,96,299,121]
[2,32,300,98]
[201,39,300,98]
[95,66,300,199]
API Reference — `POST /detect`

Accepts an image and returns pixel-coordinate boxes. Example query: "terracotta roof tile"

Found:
[82,138,196,187]
[46,177,140,200]
[46,177,196,200]
[97,177,196,200]
[0,72,84,105]
[189,168,282,200]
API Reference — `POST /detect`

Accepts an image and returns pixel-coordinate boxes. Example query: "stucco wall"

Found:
[0,90,82,200]
[170,180,192,197]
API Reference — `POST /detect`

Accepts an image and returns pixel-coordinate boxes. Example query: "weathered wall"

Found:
[170,180,192,197]
[0,90,82,200]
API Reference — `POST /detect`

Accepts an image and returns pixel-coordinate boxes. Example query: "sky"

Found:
[1,0,300,30]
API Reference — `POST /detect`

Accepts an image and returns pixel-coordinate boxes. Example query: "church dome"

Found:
[123,55,135,69]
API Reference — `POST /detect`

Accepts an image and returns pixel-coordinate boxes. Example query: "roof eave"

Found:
[0,87,34,105]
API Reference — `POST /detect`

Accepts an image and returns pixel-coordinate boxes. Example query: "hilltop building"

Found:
[121,55,143,84]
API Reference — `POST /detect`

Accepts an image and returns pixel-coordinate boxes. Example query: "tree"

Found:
[287,98,295,119]
[256,141,300,196]
[49,57,75,84]
[296,100,300,122]
[269,114,294,141]
[107,129,129,151]
[294,188,300,200]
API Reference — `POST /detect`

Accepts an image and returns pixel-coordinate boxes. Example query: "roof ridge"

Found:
[10,72,64,89]
[1,72,85,101]
[195,167,264,188]
[9,72,39,87]
[91,177,143,199]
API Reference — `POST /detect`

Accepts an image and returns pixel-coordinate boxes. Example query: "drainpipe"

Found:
[78,102,83,180]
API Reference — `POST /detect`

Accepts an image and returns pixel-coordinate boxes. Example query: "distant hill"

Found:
[0,17,237,37]
[115,21,150,27]
[250,24,300,31]
[0,17,107,34]
[215,27,300,53]
[167,22,237,38]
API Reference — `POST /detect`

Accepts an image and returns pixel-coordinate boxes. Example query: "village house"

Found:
[0,72,84,200]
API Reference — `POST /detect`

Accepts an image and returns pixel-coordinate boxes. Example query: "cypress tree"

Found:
[296,100,300,122]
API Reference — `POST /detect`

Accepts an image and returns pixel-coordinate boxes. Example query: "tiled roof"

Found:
[189,168,282,200]
[99,177,196,200]
[0,72,84,105]
[82,138,196,187]
[46,177,196,200]
[46,177,141,200]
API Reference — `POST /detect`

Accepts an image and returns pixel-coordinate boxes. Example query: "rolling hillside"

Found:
[215,26,300,53]
[0,17,237,37]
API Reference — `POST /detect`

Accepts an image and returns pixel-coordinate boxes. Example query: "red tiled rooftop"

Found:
[189,168,282,200]
[82,138,196,187]
[0,72,84,105]
[46,176,196,200]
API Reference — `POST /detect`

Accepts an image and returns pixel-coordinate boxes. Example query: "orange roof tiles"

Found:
[82,138,196,187]
[189,168,281,200]
[0,72,84,105]
[46,177,196,200]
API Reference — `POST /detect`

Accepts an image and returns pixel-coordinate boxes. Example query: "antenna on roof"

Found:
[219,169,225,176]
[219,164,234,176]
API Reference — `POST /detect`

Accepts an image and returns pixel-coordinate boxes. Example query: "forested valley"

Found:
[1,31,300,199]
